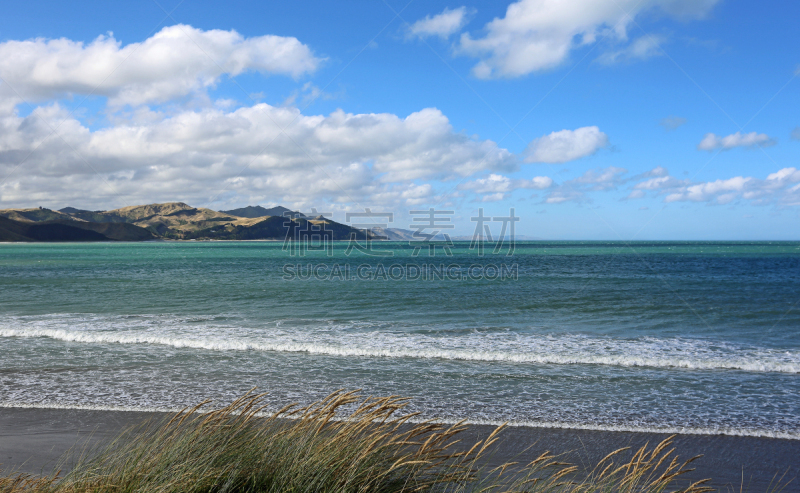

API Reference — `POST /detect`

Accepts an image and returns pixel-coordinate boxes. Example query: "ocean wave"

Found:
[2,320,798,374]
[2,400,798,440]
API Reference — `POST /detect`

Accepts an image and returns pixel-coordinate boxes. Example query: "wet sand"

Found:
[1,408,797,491]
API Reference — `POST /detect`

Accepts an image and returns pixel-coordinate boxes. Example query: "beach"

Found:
[2,241,798,490]
[2,407,798,491]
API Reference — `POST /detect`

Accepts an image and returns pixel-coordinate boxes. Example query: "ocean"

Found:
[1,241,798,439]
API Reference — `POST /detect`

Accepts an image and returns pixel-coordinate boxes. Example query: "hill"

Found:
[63,220,157,241]
[0,207,81,223]
[221,205,305,219]
[371,227,449,241]
[1,202,372,241]
[53,202,247,238]
[105,203,244,238]
[0,216,154,242]
[58,207,128,223]
[371,227,416,241]
[185,216,371,241]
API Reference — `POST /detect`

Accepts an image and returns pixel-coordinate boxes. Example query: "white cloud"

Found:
[0,25,322,107]
[767,167,800,183]
[627,189,645,199]
[597,35,665,65]
[282,82,336,108]
[408,7,473,40]
[458,0,719,78]
[666,176,753,203]
[480,192,506,202]
[459,173,552,200]
[571,166,627,190]
[524,126,608,163]
[544,189,584,204]
[0,102,514,210]
[629,166,800,206]
[544,166,627,203]
[0,27,520,211]
[639,166,669,178]
[634,175,688,190]
[697,131,776,151]
[625,166,687,199]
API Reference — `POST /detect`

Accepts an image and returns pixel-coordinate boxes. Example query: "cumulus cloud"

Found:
[628,166,800,206]
[571,166,627,190]
[697,131,776,151]
[633,175,689,191]
[596,35,665,65]
[408,7,473,40]
[458,0,719,78]
[635,166,669,178]
[282,82,336,108]
[627,189,645,199]
[659,116,687,130]
[666,176,754,204]
[0,102,515,210]
[524,126,608,163]
[544,166,627,203]
[459,173,552,201]
[0,25,322,107]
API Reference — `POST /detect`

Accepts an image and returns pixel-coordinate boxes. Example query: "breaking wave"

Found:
[2,315,798,374]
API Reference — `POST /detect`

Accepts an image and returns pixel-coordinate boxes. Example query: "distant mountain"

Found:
[0,207,79,223]
[371,227,416,241]
[185,216,370,241]
[58,207,127,223]
[0,216,32,241]
[6,204,548,243]
[370,227,448,241]
[0,206,545,243]
[65,221,157,241]
[58,207,95,214]
[52,202,242,238]
[449,234,544,241]
[1,202,373,242]
[106,203,244,238]
[0,216,154,242]
[221,205,305,219]
[369,228,539,242]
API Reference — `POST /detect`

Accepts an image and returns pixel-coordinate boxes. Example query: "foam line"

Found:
[2,326,798,374]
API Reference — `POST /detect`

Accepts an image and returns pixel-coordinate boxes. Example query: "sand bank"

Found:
[1,408,796,491]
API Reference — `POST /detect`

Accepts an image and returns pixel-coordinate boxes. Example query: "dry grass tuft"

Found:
[0,390,724,493]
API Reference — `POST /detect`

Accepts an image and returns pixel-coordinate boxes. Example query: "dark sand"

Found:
[1,408,797,491]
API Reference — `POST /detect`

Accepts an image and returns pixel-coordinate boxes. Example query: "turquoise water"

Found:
[1,241,799,437]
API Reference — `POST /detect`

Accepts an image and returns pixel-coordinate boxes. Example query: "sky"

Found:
[0,0,799,239]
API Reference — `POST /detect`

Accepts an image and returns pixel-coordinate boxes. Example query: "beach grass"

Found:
[0,390,721,492]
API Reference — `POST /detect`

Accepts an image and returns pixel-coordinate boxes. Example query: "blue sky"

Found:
[0,0,798,239]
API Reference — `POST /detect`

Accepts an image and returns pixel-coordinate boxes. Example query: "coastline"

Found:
[3,401,797,441]
[2,408,797,492]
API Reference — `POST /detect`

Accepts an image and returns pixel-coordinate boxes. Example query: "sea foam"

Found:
[2,314,798,374]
